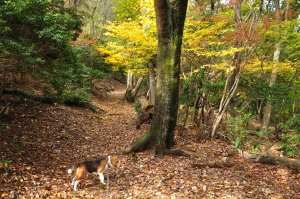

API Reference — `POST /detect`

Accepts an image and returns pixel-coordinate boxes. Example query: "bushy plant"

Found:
[278,116,300,157]
[0,159,11,169]
[60,89,90,107]
[228,111,254,149]
[0,1,111,105]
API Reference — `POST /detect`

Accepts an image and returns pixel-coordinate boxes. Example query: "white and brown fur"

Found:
[67,156,120,191]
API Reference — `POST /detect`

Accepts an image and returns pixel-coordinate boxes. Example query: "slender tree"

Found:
[261,0,283,129]
[124,0,188,154]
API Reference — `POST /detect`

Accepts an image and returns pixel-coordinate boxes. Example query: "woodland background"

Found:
[0,0,299,198]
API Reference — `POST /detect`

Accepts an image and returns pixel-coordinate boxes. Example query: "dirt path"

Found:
[0,81,299,198]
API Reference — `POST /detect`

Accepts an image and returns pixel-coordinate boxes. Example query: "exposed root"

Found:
[122,131,151,154]
[191,162,233,169]
[163,148,198,157]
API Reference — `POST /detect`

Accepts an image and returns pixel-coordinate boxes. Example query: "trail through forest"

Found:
[0,80,299,198]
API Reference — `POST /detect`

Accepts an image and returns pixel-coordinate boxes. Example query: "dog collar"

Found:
[106,156,112,168]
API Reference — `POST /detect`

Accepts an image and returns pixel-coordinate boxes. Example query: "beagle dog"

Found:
[67,155,120,191]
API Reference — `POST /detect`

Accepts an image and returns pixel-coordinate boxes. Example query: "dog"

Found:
[67,155,120,191]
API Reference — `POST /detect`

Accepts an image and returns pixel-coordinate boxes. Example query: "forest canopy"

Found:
[0,0,299,157]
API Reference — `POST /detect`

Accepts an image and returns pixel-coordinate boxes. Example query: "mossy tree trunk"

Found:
[124,0,188,155]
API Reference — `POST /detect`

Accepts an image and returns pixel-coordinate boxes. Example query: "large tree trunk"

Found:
[124,0,188,154]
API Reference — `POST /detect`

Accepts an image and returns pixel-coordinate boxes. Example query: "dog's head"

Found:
[110,155,121,168]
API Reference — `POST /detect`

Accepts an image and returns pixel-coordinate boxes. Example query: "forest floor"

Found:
[0,80,299,199]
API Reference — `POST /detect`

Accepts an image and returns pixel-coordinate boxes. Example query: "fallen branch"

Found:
[239,150,300,172]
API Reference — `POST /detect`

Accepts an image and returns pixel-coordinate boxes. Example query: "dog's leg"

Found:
[71,177,76,185]
[74,180,80,191]
[99,172,106,185]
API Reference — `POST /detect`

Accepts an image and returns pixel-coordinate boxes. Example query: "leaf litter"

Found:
[0,81,299,198]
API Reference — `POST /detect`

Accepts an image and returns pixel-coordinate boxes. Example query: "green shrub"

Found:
[60,89,90,107]
[278,116,300,157]
[228,111,254,149]
[0,159,11,169]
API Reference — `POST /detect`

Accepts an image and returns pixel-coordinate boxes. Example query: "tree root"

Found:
[191,162,233,169]
[163,148,198,157]
[122,131,197,158]
[122,131,151,154]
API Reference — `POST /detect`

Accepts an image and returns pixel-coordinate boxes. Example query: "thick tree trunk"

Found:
[124,0,188,154]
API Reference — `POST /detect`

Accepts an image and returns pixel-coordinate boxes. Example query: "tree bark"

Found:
[210,0,245,138]
[0,68,7,102]
[261,0,282,129]
[90,6,97,35]
[148,58,156,105]
[240,150,300,172]
[125,76,144,103]
[193,86,201,127]
[124,0,188,154]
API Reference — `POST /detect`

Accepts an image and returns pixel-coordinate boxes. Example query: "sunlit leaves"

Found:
[98,0,156,74]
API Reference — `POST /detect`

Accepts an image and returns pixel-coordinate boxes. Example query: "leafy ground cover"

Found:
[0,81,299,198]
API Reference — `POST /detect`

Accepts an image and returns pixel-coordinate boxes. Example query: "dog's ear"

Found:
[111,156,121,168]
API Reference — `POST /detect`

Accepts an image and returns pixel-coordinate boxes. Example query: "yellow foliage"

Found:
[98,0,156,74]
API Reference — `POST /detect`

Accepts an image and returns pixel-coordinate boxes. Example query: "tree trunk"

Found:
[292,91,296,118]
[124,0,188,154]
[148,58,156,105]
[261,43,281,129]
[211,72,240,138]
[261,0,282,129]
[256,99,263,120]
[0,68,7,102]
[193,86,201,127]
[90,6,97,35]
[211,0,242,138]
[183,88,191,127]
[210,0,215,15]
[125,76,144,103]
[126,70,133,90]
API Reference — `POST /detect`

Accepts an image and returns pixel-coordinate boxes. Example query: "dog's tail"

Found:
[67,165,76,175]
